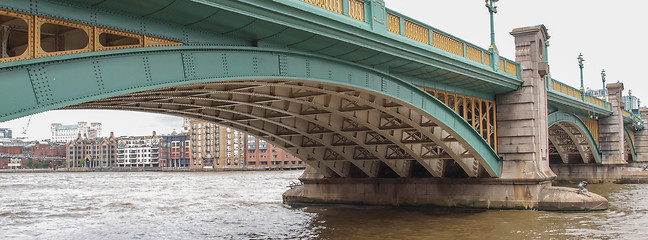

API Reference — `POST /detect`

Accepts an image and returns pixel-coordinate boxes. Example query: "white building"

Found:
[116,132,161,167]
[51,122,102,143]
[623,94,640,111]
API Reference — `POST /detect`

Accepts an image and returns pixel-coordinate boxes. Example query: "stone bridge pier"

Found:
[284,25,607,211]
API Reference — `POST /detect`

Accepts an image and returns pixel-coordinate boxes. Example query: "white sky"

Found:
[1,0,647,141]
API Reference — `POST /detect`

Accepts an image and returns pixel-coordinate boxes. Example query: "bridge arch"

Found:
[624,128,637,162]
[547,111,601,164]
[0,46,500,178]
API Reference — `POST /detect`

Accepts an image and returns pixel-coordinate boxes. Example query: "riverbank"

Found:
[0,166,306,173]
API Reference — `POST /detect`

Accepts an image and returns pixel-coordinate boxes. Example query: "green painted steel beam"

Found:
[0,45,501,176]
[624,128,638,160]
[2,0,521,100]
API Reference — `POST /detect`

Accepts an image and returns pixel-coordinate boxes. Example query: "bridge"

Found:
[0,0,645,210]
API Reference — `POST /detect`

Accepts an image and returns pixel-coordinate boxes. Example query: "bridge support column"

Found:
[599,83,627,164]
[633,108,648,162]
[497,25,554,180]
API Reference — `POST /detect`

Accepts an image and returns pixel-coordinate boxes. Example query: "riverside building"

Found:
[189,120,247,168]
[66,132,117,168]
[246,135,305,169]
[160,134,190,168]
[116,132,161,167]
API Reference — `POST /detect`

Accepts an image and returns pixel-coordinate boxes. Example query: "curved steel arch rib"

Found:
[624,128,637,161]
[548,111,601,164]
[0,46,501,177]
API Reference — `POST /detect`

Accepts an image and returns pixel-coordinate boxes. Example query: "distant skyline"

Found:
[1,0,646,141]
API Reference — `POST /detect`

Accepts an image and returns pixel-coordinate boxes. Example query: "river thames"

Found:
[0,171,646,239]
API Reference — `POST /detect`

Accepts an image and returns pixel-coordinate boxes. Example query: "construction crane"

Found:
[21,116,32,135]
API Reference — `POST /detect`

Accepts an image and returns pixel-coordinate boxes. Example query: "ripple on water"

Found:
[2,172,648,239]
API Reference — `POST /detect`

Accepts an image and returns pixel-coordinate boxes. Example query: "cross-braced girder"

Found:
[68,79,497,178]
[548,122,599,164]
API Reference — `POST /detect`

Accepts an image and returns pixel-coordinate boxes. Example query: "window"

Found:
[99,32,139,48]
[40,23,89,53]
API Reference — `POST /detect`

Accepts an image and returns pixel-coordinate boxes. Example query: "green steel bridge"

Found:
[0,0,643,209]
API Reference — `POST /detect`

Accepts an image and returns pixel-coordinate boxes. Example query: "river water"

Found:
[0,171,646,240]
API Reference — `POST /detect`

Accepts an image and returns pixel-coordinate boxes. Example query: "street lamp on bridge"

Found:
[578,53,585,100]
[601,69,606,100]
[485,0,499,71]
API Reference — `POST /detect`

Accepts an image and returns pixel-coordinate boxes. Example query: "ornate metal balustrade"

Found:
[549,78,612,110]
[386,12,518,75]
[0,9,180,63]
[300,0,519,76]
[421,87,497,152]
[623,109,642,124]
[301,0,365,21]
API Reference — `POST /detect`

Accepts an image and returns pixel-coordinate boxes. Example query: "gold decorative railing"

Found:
[404,20,429,44]
[348,0,365,21]
[302,0,343,14]
[302,0,364,21]
[432,32,462,56]
[421,87,497,152]
[0,9,181,63]
[623,110,642,123]
[299,1,520,76]
[551,80,582,100]
[550,79,612,111]
[386,10,518,76]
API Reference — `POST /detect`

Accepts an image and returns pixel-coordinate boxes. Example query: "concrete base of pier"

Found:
[283,168,607,211]
[551,164,648,184]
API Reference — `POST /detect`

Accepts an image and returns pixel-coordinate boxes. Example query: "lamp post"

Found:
[629,90,633,110]
[578,53,585,100]
[601,69,606,100]
[639,98,642,115]
[485,0,499,71]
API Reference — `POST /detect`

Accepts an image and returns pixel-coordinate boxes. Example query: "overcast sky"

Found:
[1,0,647,141]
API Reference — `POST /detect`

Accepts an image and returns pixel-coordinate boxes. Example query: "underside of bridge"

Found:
[547,112,601,165]
[67,79,497,179]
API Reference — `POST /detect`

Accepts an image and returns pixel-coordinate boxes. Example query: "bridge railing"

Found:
[623,109,642,124]
[299,0,520,77]
[549,78,612,110]
[385,9,519,76]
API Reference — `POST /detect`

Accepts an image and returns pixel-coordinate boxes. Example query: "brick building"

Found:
[246,135,304,169]
[67,132,118,168]
[160,134,190,168]
[189,120,217,168]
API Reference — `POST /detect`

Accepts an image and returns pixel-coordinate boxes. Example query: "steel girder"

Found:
[548,111,601,164]
[0,46,501,178]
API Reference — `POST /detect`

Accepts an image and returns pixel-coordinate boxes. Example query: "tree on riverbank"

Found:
[26,159,52,169]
